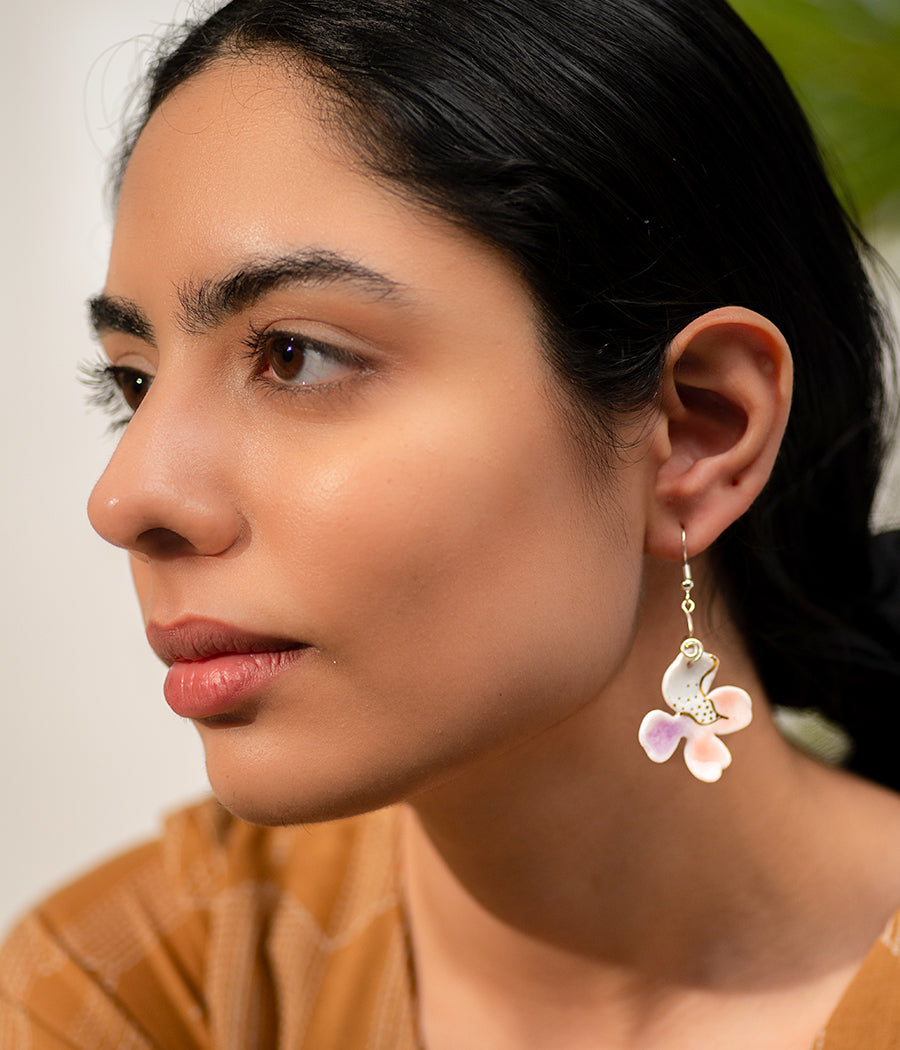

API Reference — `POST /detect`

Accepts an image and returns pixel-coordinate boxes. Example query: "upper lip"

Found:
[146,619,308,666]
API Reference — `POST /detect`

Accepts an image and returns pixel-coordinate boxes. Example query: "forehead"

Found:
[111,56,537,326]
[117,57,362,251]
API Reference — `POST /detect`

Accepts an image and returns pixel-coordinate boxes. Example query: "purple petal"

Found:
[639,710,686,763]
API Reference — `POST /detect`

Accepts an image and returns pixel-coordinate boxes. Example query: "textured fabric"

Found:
[1,798,898,1049]
[0,800,417,1050]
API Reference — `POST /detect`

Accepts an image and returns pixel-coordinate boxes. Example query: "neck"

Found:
[398,572,900,1039]
[403,697,808,986]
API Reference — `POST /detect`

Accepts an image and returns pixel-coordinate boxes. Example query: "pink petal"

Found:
[708,686,753,735]
[684,729,732,782]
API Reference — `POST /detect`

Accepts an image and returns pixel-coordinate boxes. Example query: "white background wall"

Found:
[1,1,898,938]
[0,0,211,937]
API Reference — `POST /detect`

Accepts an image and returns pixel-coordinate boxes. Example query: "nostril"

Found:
[135,527,200,558]
[88,447,245,558]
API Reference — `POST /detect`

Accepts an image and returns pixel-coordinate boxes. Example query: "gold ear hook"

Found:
[680,527,695,638]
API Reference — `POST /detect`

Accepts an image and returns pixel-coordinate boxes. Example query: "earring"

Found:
[638,530,752,782]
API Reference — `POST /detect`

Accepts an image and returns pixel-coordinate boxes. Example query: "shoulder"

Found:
[0,800,410,1049]
[819,910,900,1050]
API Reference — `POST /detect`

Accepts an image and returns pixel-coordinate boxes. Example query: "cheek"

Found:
[257,395,641,731]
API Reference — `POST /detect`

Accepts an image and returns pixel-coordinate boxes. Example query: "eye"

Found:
[253,329,363,389]
[79,358,154,428]
[110,366,153,411]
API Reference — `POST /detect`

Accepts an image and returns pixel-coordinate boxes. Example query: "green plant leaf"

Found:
[731,0,900,228]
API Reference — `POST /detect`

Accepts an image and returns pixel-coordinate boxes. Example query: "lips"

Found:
[147,619,310,721]
[147,620,307,665]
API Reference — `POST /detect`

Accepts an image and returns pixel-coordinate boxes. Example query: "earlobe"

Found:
[645,306,793,560]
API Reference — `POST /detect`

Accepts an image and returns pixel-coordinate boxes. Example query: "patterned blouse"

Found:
[1,799,898,1048]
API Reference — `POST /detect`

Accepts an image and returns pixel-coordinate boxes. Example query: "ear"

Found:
[644,306,793,561]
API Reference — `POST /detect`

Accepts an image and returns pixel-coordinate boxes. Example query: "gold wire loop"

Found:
[681,637,704,661]
[680,527,701,653]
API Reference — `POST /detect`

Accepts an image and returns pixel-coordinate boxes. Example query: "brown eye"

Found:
[257,330,364,388]
[112,367,153,411]
[266,334,307,382]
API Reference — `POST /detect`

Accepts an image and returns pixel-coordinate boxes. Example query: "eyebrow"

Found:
[88,294,156,344]
[88,249,409,342]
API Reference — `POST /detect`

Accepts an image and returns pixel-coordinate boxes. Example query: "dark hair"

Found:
[119,0,900,785]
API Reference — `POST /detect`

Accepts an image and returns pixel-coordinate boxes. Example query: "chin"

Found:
[211,789,389,829]
[203,750,428,828]
[194,705,523,827]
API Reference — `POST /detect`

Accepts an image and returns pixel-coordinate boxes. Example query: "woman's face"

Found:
[88,57,651,824]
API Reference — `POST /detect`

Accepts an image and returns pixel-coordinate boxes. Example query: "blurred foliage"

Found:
[731,0,900,229]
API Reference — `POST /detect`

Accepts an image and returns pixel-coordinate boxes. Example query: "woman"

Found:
[3,0,900,1046]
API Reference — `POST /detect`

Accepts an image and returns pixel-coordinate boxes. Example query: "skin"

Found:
[88,56,650,825]
[88,56,900,1050]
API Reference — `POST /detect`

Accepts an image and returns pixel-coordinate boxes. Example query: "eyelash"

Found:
[80,327,366,429]
[241,323,366,393]
[79,357,150,432]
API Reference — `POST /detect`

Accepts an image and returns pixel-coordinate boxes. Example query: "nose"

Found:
[88,380,244,560]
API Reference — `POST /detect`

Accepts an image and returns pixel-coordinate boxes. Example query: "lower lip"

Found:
[163,649,307,720]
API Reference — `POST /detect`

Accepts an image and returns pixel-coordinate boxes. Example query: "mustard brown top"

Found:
[0,799,897,1048]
